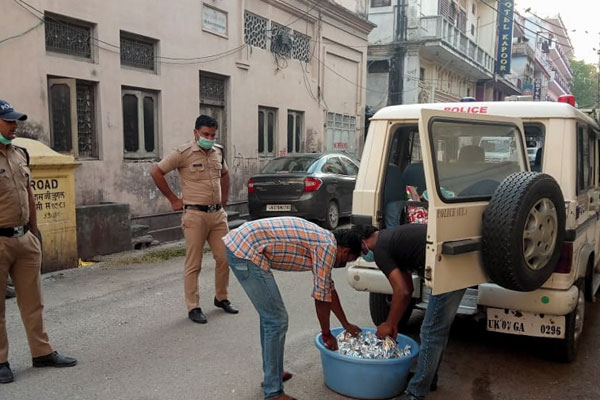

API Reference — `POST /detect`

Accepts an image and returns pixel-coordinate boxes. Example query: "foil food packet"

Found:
[336,331,412,359]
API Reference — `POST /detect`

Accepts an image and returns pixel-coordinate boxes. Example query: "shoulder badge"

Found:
[176,142,194,153]
[214,144,225,165]
[13,145,30,166]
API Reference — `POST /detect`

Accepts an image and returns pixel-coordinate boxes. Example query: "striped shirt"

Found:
[223,216,337,302]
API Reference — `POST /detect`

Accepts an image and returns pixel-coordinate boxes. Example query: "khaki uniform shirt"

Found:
[157,141,228,205]
[0,145,30,227]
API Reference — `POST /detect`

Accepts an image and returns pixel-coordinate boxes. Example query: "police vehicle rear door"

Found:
[418,109,528,294]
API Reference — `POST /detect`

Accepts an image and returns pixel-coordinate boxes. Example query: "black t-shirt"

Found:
[374,224,427,278]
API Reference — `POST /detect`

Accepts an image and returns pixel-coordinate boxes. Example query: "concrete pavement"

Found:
[3,243,600,399]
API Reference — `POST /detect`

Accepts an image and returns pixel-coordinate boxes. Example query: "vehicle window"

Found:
[429,119,524,201]
[524,123,545,172]
[340,157,359,175]
[577,123,595,193]
[261,156,318,173]
[321,157,345,174]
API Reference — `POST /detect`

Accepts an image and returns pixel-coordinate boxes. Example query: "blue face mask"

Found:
[362,250,375,263]
[197,137,215,150]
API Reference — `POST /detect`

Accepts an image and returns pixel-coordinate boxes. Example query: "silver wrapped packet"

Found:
[336,330,412,359]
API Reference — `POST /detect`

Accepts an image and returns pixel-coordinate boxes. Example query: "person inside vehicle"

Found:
[355,223,465,400]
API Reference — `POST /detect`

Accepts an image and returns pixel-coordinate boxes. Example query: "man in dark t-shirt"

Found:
[356,224,465,400]
[358,224,427,339]
[372,224,427,279]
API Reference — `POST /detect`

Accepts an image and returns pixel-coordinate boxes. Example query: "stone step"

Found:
[131,224,150,238]
[228,219,247,230]
[132,235,157,250]
[226,210,240,221]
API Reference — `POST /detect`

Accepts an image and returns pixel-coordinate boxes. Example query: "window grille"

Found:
[371,0,391,6]
[120,34,156,71]
[200,75,225,104]
[292,31,311,62]
[48,77,98,159]
[244,11,267,49]
[45,15,92,58]
[76,82,97,158]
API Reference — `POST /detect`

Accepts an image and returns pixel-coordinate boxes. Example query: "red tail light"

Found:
[248,178,255,194]
[554,242,573,274]
[304,177,323,192]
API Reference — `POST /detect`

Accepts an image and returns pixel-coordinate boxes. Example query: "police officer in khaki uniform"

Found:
[0,100,77,384]
[151,115,238,323]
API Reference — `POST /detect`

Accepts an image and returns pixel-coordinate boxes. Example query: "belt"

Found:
[0,225,29,238]
[184,204,222,213]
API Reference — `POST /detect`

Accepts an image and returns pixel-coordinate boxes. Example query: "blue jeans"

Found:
[226,249,289,400]
[406,288,466,399]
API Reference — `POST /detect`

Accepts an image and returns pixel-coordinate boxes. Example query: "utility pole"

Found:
[597,48,600,108]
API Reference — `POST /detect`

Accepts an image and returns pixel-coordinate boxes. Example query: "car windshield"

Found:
[429,119,525,201]
[261,156,319,173]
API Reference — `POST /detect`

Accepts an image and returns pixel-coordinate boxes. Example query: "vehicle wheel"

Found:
[369,293,415,330]
[553,281,585,362]
[482,172,565,291]
[323,201,339,230]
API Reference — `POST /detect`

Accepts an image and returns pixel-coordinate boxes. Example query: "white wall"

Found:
[0,0,372,214]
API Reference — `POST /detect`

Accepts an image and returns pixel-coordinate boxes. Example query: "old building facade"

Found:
[1,0,373,239]
[366,0,520,112]
[509,12,573,102]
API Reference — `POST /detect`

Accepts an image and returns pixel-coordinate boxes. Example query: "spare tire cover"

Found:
[482,172,565,291]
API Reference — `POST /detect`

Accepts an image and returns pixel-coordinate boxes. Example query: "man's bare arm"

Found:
[150,165,183,211]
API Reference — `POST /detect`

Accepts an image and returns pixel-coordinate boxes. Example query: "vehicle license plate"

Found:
[266,204,291,211]
[486,307,565,338]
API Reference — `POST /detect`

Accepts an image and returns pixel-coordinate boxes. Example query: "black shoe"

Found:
[32,351,77,368]
[5,285,15,299]
[188,308,207,324]
[0,362,14,384]
[214,298,239,314]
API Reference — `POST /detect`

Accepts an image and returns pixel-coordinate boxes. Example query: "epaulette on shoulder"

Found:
[214,144,225,164]
[13,145,30,166]
[176,142,194,153]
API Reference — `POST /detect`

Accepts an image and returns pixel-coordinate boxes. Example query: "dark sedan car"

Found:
[247,153,360,229]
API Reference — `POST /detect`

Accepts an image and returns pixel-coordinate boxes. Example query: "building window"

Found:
[371,0,391,7]
[419,67,425,81]
[287,111,303,153]
[369,60,389,73]
[122,89,159,159]
[472,3,476,14]
[48,77,98,159]
[270,22,292,58]
[326,112,356,152]
[244,11,267,49]
[292,31,311,62]
[471,24,475,36]
[258,107,277,156]
[44,12,92,59]
[120,32,157,71]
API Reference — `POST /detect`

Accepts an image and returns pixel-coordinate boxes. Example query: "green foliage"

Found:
[570,58,598,109]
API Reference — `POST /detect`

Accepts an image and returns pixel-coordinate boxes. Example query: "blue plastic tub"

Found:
[315,327,419,399]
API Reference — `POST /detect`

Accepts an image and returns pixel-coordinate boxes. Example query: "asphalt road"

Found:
[3,246,599,400]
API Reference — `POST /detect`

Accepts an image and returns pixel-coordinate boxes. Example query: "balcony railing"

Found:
[420,15,495,73]
[512,42,535,59]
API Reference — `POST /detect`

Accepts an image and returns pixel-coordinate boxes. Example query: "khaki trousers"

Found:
[181,208,230,311]
[0,232,52,363]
